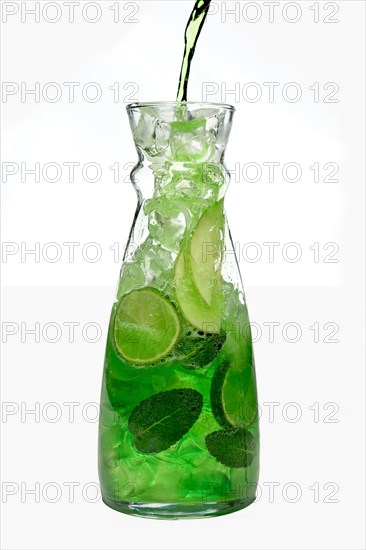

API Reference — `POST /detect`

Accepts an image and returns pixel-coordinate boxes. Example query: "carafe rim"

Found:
[126,101,235,113]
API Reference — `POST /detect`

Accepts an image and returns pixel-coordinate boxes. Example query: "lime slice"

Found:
[174,251,221,333]
[114,288,180,365]
[174,201,225,333]
[211,359,258,429]
[190,200,224,306]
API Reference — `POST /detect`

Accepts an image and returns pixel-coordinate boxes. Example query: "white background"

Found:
[1,1,365,549]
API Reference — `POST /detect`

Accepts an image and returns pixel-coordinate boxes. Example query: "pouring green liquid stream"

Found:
[177,0,212,101]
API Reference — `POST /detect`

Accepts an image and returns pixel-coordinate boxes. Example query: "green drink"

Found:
[98,103,259,518]
[98,0,259,519]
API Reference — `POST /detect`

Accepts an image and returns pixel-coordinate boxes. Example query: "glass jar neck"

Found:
[127,102,235,166]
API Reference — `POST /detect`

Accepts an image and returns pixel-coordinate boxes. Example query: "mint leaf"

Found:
[175,331,226,369]
[128,389,203,453]
[205,428,256,468]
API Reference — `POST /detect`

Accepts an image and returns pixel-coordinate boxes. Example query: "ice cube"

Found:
[146,198,191,253]
[170,118,215,162]
[189,107,219,119]
[133,113,171,157]
[191,108,226,138]
[136,238,175,282]
[117,261,146,298]
[133,112,155,151]
[154,120,171,156]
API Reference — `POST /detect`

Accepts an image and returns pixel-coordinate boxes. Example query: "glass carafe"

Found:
[98,102,259,519]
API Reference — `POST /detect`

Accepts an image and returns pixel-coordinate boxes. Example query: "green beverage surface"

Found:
[177,0,212,101]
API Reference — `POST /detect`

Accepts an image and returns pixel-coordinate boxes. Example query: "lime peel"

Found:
[114,288,181,365]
